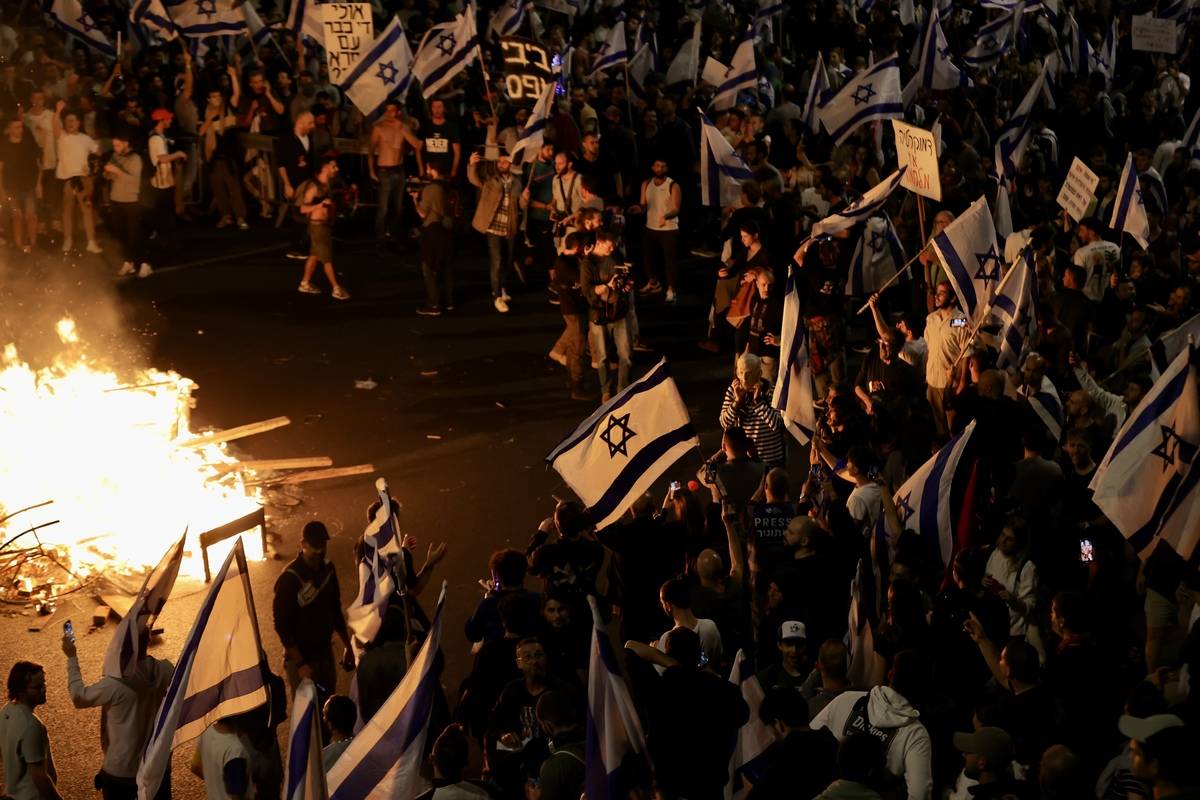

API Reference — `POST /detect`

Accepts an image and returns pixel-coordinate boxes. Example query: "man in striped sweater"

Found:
[719,353,786,467]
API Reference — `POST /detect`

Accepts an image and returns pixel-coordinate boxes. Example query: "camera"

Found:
[950,317,968,328]
[406,175,430,192]
[1079,538,1095,563]
[609,263,636,293]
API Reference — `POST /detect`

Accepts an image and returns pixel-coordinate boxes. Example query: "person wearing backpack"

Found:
[809,649,934,800]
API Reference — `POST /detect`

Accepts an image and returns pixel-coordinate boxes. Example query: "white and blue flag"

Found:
[802,51,830,134]
[807,167,907,241]
[699,110,754,207]
[103,533,186,680]
[818,54,903,144]
[164,0,246,37]
[340,17,414,118]
[287,0,326,43]
[510,79,556,165]
[1092,345,1200,561]
[846,214,906,296]
[1085,20,1118,84]
[1151,313,1200,379]
[590,20,628,76]
[285,679,328,800]
[987,249,1037,370]
[547,359,698,531]
[412,5,480,98]
[711,26,756,111]
[993,62,1053,181]
[586,596,649,799]
[129,0,178,41]
[50,0,115,56]
[904,7,971,103]
[327,583,447,800]
[345,478,401,656]
[136,539,268,800]
[932,195,1003,324]
[665,20,701,85]
[889,420,977,565]
[1110,152,1150,248]
[1142,166,1169,215]
[726,649,775,798]
[963,3,1023,70]
[772,265,817,445]
[1023,374,1064,441]
[241,2,274,50]
[487,0,527,40]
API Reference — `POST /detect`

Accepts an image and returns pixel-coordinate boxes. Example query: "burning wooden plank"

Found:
[244,464,375,487]
[180,416,291,449]
[210,457,333,474]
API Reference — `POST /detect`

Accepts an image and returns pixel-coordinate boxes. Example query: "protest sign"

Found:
[500,36,553,105]
[1131,15,1177,53]
[1056,157,1101,221]
[892,120,941,201]
[321,3,373,84]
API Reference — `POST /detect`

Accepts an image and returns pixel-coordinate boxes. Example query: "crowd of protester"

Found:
[2,0,1200,797]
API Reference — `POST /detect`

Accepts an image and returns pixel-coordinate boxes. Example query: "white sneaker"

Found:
[500,288,512,302]
[62,238,74,253]
[118,262,136,276]
[85,241,102,254]
[298,282,321,294]
[138,263,153,278]
[332,286,350,300]
[494,296,510,313]
[665,288,677,304]
[236,218,249,230]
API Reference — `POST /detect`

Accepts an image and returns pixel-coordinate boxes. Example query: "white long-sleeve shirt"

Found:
[66,656,173,778]
[1073,365,1127,430]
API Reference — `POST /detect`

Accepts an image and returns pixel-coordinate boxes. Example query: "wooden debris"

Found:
[99,593,135,619]
[210,457,333,474]
[92,606,110,627]
[181,416,291,449]
[244,464,375,487]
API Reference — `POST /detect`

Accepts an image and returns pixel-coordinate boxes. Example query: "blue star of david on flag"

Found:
[599,413,637,458]
[974,244,1002,289]
[1091,49,1108,70]
[938,44,953,60]
[868,229,886,253]
[852,83,877,106]
[897,492,915,525]
[436,32,457,56]
[196,0,217,18]
[1150,425,1198,472]
[77,12,97,32]
[376,61,399,86]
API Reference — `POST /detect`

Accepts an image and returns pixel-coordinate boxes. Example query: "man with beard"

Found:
[630,156,682,303]
[369,99,424,248]
[469,147,520,312]
[272,521,355,696]
[423,99,462,181]
[924,280,969,437]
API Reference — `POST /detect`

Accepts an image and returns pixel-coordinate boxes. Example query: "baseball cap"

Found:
[779,620,807,642]
[302,521,330,546]
[953,727,1014,766]
[1118,714,1185,743]
[151,108,174,122]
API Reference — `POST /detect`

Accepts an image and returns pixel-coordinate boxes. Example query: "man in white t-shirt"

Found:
[0,661,60,800]
[52,99,101,254]
[653,578,723,671]
[843,446,884,535]
[147,108,187,241]
[191,716,255,800]
[23,90,56,220]
[1072,217,1121,302]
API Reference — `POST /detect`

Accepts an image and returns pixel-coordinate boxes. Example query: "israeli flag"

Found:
[136,539,268,800]
[130,0,178,41]
[241,2,274,49]
[904,7,971,103]
[327,583,447,800]
[586,596,649,799]
[1110,152,1151,249]
[1085,20,1117,84]
[963,3,1023,70]
[846,215,906,296]
[890,420,977,566]
[547,359,698,531]
[1151,313,1200,380]
[987,250,1037,370]
[628,42,654,95]
[50,0,115,56]
[711,26,757,110]
[817,54,903,144]
[1023,375,1063,441]
[993,62,1053,181]
[931,195,1003,324]
[103,533,186,680]
[287,0,326,43]
[285,679,328,800]
[664,20,700,84]
[590,20,628,76]
[726,650,775,798]
[1060,11,1086,75]
[845,560,878,690]
[412,5,480,98]
[340,18,414,118]
[164,0,246,37]
[802,52,830,134]
[994,181,1014,239]
[699,110,754,207]
[345,479,401,656]
[772,265,817,445]
[756,0,786,19]
[1092,345,1200,561]
[807,167,907,242]
[510,79,556,165]
[1142,166,1169,215]
[487,0,527,40]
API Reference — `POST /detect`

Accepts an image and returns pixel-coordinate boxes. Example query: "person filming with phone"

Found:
[924,280,969,437]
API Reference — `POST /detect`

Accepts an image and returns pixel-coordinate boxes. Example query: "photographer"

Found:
[410,162,454,316]
[580,231,633,400]
[549,151,583,251]
[296,154,350,300]
[550,233,591,400]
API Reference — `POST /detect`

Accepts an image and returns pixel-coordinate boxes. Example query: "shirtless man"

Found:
[368,99,422,245]
[297,155,350,300]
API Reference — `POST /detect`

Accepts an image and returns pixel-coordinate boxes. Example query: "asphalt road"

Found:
[0,213,777,797]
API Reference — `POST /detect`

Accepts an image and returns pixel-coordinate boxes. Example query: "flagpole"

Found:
[947,257,1024,374]
[622,62,633,127]
[476,42,499,119]
[854,249,924,315]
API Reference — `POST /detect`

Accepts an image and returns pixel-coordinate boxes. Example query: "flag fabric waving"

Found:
[510,79,556,165]
[699,110,754,207]
[772,265,817,445]
[1085,20,1118,84]
[345,478,401,656]
[487,0,527,40]
[806,167,907,241]
[327,583,447,800]
[963,3,1023,70]
[547,359,698,531]
[1110,152,1151,248]
[340,17,414,118]
[711,26,757,110]
[412,5,480,98]
[846,214,906,296]
[1022,376,1064,441]
[802,51,830,134]
[103,533,186,680]
[987,249,1037,370]
[137,539,268,800]
[586,596,650,798]
[994,63,1053,181]
[590,20,629,76]
[287,0,326,43]
[931,195,1003,324]
[50,0,116,56]
[164,0,247,37]
[1092,346,1199,561]
[1151,313,1200,380]
[725,650,775,798]
[904,7,971,102]
[285,679,328,800]
[817,54,903,144]
[129,0,178,41]
[889,420,977,565]
[665,20,701,85]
